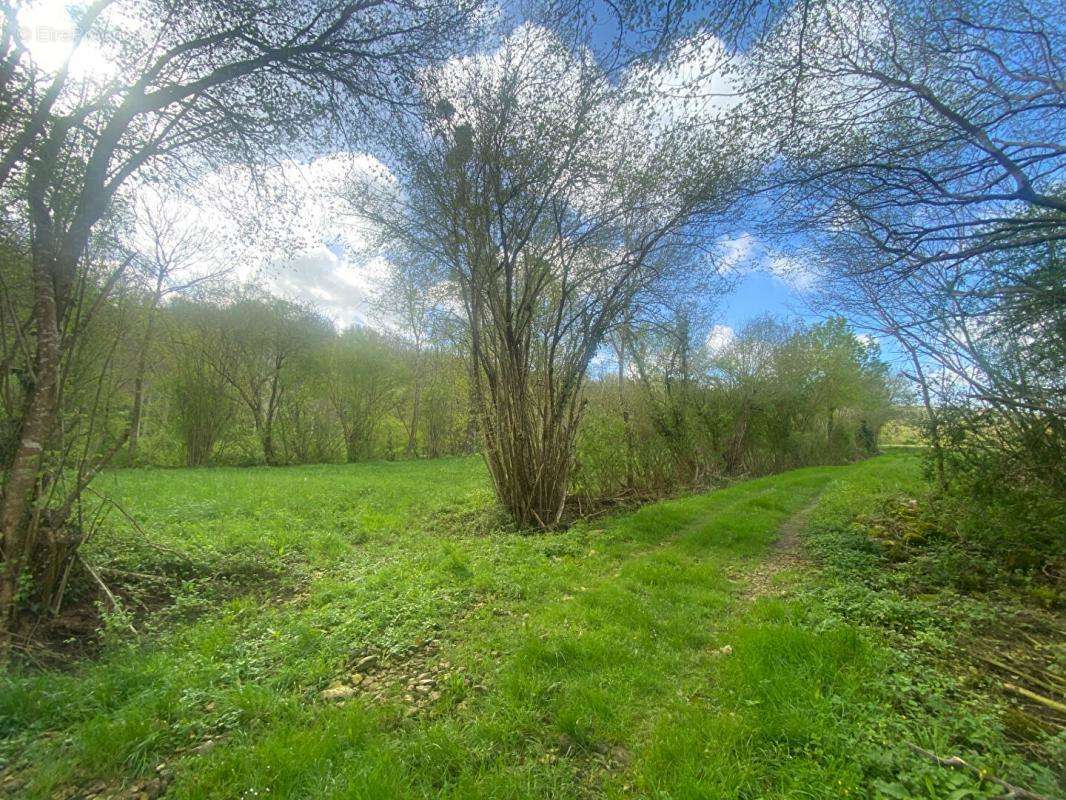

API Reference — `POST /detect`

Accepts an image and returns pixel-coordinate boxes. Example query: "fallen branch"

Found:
[85,487,187,559]
[906,743,1050,800]
[97,566,171,583]
[1003,682,1066,715]
[976,654,1066,695]
[78,553,137,635]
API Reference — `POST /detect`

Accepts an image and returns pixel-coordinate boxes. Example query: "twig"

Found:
[1003,682,1066,715]
[906,743,1050,800]
[85,487,187,559]
[10,641,50,670]
[51,497,109,617]
[78,553,137,635]
[97,566,170,583]
[576,505,616,523]
[50,556,75,618]
[976,654,1066,695]
[1019,632,1045,649]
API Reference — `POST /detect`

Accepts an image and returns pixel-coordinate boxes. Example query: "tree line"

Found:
[96,288,475,468]
[2,259,895,481]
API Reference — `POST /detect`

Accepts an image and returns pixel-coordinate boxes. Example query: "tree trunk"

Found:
[127,375,145,464]
[616,336,634,490]
[481,426,574,528]
[262,427,276,465]
[406,378,421,458]
[0,254,62,653]
[464,358,479,454]
[262,367,283,466]
[128,282,164,465]
[477,377,580,530]
[725,400,750,474]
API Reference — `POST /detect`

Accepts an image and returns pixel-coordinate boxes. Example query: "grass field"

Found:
[0,453,1059,799]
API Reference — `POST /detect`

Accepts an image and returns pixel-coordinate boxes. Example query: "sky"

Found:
[724,271,807,330]
[16,0,892,364]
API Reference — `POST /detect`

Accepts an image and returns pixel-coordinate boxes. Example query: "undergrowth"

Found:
[796,455,1064,799]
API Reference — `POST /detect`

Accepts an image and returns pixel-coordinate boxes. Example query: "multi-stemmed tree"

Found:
[360,25,750,527]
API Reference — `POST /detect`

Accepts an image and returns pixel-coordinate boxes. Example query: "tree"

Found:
[372,250,451,457]
[735,0,1064,497]
[326,327,401,462]
[126,190,230,464]
[708,317,793,472]
[627,313,713,482]
[0,0,477,648]
[742,0,1065,275]
[420,344,472,458]
[200,294,329,465]
[170,342,234,467]
[811,231,1064,493]
[360,25,749,527]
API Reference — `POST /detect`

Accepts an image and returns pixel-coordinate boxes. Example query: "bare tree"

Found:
[360,26,748,527]
[810,233,1064,492]
[169,324,235,467]
[742,0,1065,274]
[371,250,450,457]
[126,191,232,463]
[199,293,328,466]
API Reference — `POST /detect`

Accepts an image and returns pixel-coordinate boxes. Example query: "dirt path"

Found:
[739,499,819,600]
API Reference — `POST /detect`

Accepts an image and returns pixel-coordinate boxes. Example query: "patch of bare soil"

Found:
[320,599,493,717]
[320,637,461,715]
[737,501,819,600]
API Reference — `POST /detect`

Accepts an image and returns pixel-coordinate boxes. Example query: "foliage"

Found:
[799,455,1063,797]
[572,317,897,501]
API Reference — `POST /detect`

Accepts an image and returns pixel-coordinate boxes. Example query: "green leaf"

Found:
[873,779,911,799]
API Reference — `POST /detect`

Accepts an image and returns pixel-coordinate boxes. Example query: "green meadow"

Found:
[0,452,1058,799]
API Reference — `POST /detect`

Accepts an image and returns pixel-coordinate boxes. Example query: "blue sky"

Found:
[722,270,808,330]
[726,268,903,362]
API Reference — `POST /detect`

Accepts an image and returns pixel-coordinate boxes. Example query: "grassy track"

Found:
[0,454,1055,799]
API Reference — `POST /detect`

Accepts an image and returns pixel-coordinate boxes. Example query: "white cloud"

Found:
[266,248,390,327]
[710,234,817,292]
[626,33,742,134]
[126,152,396,326]
[765,254,816,292]
[705,324,736,354]
[714,233,758,273]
